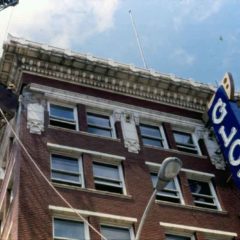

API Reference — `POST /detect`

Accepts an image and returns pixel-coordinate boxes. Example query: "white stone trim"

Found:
[52,182,132,199]
[160,222,237,238]
[27,103,45,134]
[49,205,137,224]
[47,143,125,161]
[120,112,140,153]
[29,83,205,128]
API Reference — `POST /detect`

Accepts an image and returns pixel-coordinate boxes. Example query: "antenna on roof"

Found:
[129,9,148,69]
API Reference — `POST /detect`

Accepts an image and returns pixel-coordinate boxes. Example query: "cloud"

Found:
[172,0,225,30]
[170,48,195,66]
[0,0,120,51]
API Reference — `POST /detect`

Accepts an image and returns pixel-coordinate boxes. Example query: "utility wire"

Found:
[0,107,108,240]
[129,9,148,69]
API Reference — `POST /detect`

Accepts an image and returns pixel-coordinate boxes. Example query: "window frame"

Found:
[172,129,201,155]
[50,154,84,187]
[139,122,168,149]
[150,172,184,205]
[186,172,221,211]
[100,223,134,240]
[53,217,90,240]
[48,102,78,131]
[165,233,195,240]
[86,111,116,139]
[149,166,184,205]
[92,159,127,195]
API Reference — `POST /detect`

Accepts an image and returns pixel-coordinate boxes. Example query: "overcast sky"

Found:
[0,0,240,92]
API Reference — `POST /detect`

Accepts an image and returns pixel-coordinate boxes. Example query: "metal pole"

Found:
[135,189,157,240]
[129,9,148,69]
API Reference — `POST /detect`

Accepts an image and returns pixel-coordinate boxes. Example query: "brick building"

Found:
[0,35,239,240]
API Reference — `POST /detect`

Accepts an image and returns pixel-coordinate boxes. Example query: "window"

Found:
[140,123,167,148]
[49,103,77,130]
[165,234,194,240]
[173,131,199,154]
[151,173,183,204]
[53,218,86,240]
[93,162,125,194]
[101,225,132,240]
[188,179,220,210]
[87,112,115,138]
[51,154,83,186]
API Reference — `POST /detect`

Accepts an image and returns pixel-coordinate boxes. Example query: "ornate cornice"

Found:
[0,35,216,112]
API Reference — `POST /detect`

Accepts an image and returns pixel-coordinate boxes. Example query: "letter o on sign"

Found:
[229,139,240,167]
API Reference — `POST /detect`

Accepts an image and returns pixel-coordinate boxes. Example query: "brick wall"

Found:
[2,73,239,239]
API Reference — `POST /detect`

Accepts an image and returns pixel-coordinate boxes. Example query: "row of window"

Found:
[49,103,201,155]
[54,217,227,240]
[54,218,133,240]
[51,154,221,211]
[151,172,220,210]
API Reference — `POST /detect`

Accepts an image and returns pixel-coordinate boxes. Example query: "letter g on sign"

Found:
[212,98,227,124]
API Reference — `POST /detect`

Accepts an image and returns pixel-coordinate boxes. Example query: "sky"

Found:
[0,0,240,92]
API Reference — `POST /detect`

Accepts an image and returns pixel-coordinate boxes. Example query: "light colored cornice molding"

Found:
[160,222,237,238]
[47,143,125,161]
[0,35,215,112]
[49,205,137,224]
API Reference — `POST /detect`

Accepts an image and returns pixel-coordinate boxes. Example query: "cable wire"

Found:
[0,107,108,240]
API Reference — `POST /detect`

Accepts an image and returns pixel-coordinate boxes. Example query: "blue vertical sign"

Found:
[208,85,240,189]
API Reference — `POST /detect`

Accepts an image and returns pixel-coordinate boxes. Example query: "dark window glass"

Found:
[87,113,113,137]
[88,126,112,138]
[140,124,162,138]
[50,104,74,121]
[87,113,111,128]
[165,234,192,240]
[54,218,85,240]
[188,179,217,209]
[140,124,164,148]
[51,155,81,185]
[49,104,76,130]
[151,173,181,203]
[93,162,123,194]
[173,131,198,154]
[101,225,131,240]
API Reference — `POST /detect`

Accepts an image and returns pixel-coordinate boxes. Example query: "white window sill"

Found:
[155,200,227,215]
[53,182,132,200]
[48,125,78,133]
[48,126,121,142]
[80,131,121,142]
[143,145,207,159]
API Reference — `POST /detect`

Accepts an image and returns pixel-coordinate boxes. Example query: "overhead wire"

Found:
[0,107,108,240]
